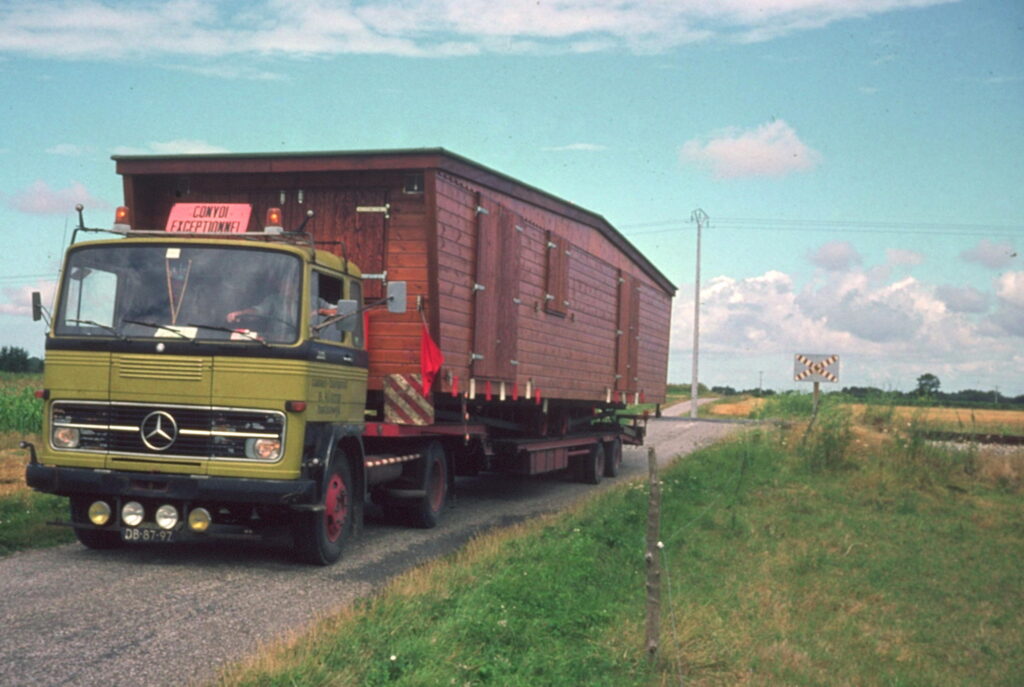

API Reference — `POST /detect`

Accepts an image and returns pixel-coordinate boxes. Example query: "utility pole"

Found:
[690,209,708,419]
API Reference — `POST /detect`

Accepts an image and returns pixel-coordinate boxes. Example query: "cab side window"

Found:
[311,271,344,343]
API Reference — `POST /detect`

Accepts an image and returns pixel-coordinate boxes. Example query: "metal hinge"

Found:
[356,203,391,220]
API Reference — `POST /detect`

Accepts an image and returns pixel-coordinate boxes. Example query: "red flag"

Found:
[420,322,444,396]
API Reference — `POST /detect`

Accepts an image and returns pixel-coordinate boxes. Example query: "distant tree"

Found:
[711,385,737,396]
[915,373,941,397]
[0,346,32,373]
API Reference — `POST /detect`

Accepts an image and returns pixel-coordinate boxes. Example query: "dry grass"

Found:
[707,397,765,418]
[848,403,1024,433]
[0,433,35,497]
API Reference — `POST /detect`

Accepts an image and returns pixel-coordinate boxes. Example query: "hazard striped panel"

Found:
[383,373,435,426]
[794,354,840,383]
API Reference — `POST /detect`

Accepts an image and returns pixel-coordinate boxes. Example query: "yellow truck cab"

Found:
[26,204,404,564]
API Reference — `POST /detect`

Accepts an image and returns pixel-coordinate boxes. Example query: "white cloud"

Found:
[808,240,861,271]
[960,239,1018,270]
[680,120,822,179]
[0,0,959,61]
[936,284,989,314]
[886,248,924,266]
[111,139,230,156]
[46,143,90,156]
[542,143,608,152]
[0,281,57,317]
[2,180,107,215]
[671,259,1018,392]
[995,272,1024,308]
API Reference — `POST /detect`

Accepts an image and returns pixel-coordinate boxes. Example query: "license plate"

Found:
[120,527,176,543]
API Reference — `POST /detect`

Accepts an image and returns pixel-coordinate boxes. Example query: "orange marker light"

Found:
[113,206,131,231]
[265,207,283,230]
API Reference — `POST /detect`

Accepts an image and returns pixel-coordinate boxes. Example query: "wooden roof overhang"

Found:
[114,148,676,295]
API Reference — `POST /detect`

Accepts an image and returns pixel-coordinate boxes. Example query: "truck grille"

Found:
[50,401,285,462]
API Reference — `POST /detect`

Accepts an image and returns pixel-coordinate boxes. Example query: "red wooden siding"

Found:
[117,150,674,404]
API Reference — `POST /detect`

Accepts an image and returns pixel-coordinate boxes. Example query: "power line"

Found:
[0,273,57,284]
[619,216,1022,239]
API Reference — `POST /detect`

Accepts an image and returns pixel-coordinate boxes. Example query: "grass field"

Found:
[0,374,75,553]
[219,398,1023,687]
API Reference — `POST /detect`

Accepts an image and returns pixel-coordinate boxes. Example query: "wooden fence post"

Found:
[645,446,661,664]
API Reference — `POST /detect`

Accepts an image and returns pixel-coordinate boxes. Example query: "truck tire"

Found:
[579,443,603,485]
[406,442,448,529]
[602,438,623,478]
[70,496,122,550]
[293,455,353,565]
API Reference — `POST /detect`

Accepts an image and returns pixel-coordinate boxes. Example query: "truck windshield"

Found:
[54,243,303,344]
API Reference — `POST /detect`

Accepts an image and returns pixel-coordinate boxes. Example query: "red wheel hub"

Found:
[324,474,348,543]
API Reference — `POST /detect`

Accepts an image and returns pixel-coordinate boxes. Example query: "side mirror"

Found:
[31,292,43,322]
[386,281,407,314]
[334,300,359,332]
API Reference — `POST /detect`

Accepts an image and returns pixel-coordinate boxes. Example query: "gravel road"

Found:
[0,418,741,687]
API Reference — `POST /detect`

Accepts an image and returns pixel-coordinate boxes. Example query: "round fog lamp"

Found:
[122,501,145,527]
[188,507,212,533]
[53,426,80,449]
[88,501,111,527]
[155,504,179,530]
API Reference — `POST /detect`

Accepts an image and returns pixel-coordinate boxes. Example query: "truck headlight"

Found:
[53,426,80,449]
[122,501,145,527]
[88,501,112,526]
[246,438,281,461]
[155,504,179,530]
[188,507,211,533]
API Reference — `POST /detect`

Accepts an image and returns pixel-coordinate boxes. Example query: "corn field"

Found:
[0,383,42,434]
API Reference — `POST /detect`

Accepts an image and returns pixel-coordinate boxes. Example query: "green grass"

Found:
[220,422,1024,687]
[0,491,75,555]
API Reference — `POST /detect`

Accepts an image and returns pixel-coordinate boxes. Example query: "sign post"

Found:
[793,354,840,413]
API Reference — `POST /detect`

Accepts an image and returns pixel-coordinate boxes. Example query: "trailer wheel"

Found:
[293,455,353,565]
[70,496,123,550]
[579,443,604,485]
[602,438,623,478]
[407,442,449,529]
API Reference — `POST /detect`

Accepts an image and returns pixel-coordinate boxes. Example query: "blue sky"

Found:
[1,0,1021,395]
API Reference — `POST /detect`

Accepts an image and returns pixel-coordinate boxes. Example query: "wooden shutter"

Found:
[471,196,520,381]
[615,272,640,393]
[544,231,569,316]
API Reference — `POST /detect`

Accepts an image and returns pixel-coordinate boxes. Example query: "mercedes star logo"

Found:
[140,410,178,451]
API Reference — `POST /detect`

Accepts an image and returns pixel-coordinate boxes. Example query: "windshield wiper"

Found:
[68,319,127,341]
[122,318,194,341]
[186,323,270,348]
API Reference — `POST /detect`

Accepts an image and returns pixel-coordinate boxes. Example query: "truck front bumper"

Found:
[26,464,317,507]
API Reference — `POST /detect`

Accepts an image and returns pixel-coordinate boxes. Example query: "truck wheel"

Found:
[579,443,603,485]
[406,442,448,529]
[70,496,122,550]
[293,456,353,565]
[602,438,623,478]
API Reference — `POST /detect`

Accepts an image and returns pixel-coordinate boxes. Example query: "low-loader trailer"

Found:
[24,149,675,564]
